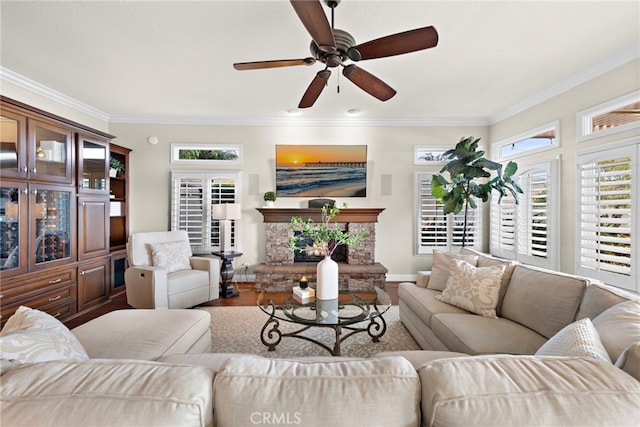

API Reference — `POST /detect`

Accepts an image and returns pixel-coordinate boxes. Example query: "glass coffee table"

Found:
[257,287,392,356]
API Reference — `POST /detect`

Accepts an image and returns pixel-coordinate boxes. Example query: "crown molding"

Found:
[488,43,640,125]
[0,66,110,122]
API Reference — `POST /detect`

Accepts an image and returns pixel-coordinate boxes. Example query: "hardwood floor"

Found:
[64,282,400,329]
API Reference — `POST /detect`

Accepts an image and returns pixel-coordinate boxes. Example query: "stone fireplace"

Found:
[254,208,387,292]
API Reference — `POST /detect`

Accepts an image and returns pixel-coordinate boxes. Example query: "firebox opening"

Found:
[293,231,347,263]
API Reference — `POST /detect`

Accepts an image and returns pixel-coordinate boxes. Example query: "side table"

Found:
[212,251,242,298]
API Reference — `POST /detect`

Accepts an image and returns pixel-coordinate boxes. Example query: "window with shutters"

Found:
[170,170,241,254]
[576,142,638,292]
[414,172,481,254]
[490,159,558,269]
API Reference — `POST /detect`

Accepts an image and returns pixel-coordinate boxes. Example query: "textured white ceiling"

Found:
[1,0,639,123]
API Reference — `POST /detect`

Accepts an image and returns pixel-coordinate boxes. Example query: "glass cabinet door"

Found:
[77,136,108,193]
[31,185,74,269]
[0,182,28,276]
[29,119,73,184]
[0,110,27,179]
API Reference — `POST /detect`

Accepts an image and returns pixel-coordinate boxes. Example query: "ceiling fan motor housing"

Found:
[309,28,359,67]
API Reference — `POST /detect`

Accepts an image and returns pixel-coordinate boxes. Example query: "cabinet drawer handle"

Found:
[22,166,27,173]
[53,312,61,318]
[49,278,62,284]
[80,271,85,276]
[48,295,61,302]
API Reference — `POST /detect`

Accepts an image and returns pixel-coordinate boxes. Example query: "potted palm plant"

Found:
[431,136,523,247]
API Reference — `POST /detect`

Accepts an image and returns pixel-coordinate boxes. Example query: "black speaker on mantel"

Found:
[308,198,335,209]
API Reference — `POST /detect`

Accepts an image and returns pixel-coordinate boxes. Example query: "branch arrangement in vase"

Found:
[288,203,368,258]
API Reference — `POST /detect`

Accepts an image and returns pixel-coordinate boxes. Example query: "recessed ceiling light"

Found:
[346,109,362,116]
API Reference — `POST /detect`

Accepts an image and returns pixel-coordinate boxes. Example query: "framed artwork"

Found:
[414,146,449,165]
[276,145,367,197]
[171,143,242,165]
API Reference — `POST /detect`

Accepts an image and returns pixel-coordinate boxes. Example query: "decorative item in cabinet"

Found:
[77,255,110,312]
[0,267,77,327]
[0,107,28,180]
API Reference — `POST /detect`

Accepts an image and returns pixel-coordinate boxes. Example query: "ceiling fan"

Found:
[233,0,439,108]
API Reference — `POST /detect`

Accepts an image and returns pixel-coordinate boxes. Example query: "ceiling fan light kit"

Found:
[233,0,439,108]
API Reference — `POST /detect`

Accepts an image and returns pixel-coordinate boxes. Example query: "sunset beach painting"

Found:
[276,145,367,197]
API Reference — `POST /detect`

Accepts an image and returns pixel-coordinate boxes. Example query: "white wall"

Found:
[108,122,487,277]
[489,58,640,274]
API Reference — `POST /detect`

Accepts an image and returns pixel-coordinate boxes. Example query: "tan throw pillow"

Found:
[435,259,505,318]
[535,318,611,363]
[592,300,640,362]
[149,240,192,273]
[0,306,89,364]
[428,250,479,291]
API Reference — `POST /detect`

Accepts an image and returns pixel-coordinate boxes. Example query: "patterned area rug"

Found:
[198,305,420,358]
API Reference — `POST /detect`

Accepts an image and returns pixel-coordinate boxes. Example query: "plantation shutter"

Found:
[415,172,481,254]
[490,159,557,269]
[171,170,240,253]
[577,146,635,288]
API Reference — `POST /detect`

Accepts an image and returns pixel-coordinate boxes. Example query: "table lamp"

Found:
[212,203,241,253]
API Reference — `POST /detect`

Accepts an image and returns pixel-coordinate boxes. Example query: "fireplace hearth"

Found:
[254,208,387,292]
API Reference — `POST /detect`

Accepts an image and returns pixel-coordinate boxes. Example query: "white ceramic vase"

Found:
[316,255,339,300]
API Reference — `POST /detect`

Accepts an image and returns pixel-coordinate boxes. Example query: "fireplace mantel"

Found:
[256,208,385,223]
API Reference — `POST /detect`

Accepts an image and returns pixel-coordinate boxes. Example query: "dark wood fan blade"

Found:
[234,58,315,70]
[354,26,438,61]
[299,69,331,108]
[342,65,396,102]
[290,0,336,53]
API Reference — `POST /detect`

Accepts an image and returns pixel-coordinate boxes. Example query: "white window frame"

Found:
[170,170,242,254]
[414,171,482,255]
[576,90,640,142]
[490,158,559,270]
[493,120,560,161]
[575,138,638,292]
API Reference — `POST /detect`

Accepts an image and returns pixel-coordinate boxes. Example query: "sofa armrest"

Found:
[420,355,640,427]
[416,271,431,288]
[190,257,220,301]
[124,265,169,308]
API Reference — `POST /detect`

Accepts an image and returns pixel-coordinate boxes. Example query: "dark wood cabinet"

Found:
[109,144,130,251]
[0,96,118,326]
[78,255,110,312]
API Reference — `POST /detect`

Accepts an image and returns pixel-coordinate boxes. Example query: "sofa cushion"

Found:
[435,259,505,318]
[427,250,479,291]
[420,355,640,427]
[535,318,611,363]
[150,240,192,273]
[616,342,640,383]
[373,350,469,370]
[431,313,547,355]
[460,247,518,315]
[501,264,587,338]
[212,356,420,427]
[577,282,639,320]
[72,309,211,360]
[592,300,640,362]
[398,283,468,328]
[0,306,88,365]
[0,359,214,427]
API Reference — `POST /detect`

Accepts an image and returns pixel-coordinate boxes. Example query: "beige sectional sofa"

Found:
[2,250,640,427]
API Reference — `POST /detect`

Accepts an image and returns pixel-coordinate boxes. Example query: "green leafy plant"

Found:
[263,191,276,202]
[288,203,368,258]
[110,157,125,176]
[431,136,523,247]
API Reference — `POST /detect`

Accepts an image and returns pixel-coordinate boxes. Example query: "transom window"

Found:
[494,121,559,160]
[577,91,640,142]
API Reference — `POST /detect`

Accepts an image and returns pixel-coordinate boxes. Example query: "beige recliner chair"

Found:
[124,231,220,309]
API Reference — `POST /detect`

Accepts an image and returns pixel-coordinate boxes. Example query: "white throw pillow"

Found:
[427,250,479,291]
[434,259,505,318]
[149,240,192,273]
[0,306,89,364]
[592,300,640,362]
[535,318,611,363]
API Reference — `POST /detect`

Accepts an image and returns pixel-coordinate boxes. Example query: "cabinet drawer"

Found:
[1,283,77,325]
[1,269,76,306]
